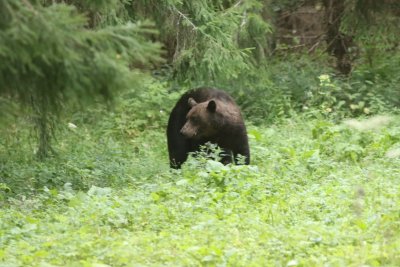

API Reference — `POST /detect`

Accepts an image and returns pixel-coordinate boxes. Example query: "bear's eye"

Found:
[191,117,200,124]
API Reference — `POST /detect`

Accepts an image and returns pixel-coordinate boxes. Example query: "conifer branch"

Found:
[173,7,198,31]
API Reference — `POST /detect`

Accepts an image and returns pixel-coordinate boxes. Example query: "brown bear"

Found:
[167,87,250,169]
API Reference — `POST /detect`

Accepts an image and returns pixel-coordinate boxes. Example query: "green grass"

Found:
[1,114,400,266]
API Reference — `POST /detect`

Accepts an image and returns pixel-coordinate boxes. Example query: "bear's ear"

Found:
[188,98,197,107]
[207,100,217,112]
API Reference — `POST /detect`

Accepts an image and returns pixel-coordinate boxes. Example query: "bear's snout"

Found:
[180,124,197,138]
[179,125,188,137]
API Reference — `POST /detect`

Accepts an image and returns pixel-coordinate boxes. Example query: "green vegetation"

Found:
[1,0,400,266]
[1,109,400,266]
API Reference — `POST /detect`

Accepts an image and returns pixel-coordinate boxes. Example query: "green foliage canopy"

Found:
[0,1,161,158]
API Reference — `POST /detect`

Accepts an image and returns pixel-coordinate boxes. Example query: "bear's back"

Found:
[177,87,236,108]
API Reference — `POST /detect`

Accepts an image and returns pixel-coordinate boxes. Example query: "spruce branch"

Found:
[173,7,198,31]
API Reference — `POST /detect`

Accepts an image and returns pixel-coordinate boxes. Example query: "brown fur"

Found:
[167,87,250,168]
[181,98,243,139]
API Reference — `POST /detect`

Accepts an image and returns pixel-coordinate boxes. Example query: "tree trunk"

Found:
[31,95,55,160]
[323,0,352,75]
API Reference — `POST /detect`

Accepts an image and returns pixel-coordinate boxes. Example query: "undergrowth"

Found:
[1,111,400,266]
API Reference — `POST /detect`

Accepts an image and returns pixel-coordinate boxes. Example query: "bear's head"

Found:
[180,97,220,139]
